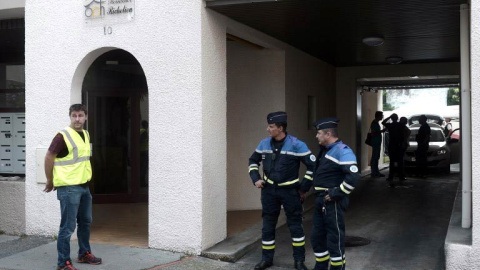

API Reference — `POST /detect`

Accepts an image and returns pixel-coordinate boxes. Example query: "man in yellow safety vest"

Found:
[44,104,102,270]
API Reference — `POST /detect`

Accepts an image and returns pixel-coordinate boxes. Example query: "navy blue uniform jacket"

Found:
[312,140,360,200]
[248,134,316,192]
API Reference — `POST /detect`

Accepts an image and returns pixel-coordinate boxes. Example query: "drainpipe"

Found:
[460,3,472,228]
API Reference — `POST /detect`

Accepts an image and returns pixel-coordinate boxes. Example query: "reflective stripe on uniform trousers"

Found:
[292,236,305,246]
[315,251,330,262]
[262,240,275,250]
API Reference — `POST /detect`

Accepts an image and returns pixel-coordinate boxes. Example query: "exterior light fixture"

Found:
[362,36,384,46]
[385,56,403,64]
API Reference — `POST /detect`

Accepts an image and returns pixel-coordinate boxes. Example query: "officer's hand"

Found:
[254,180,265,188]
[43,181,55,193]
[298,191,306,203]
[324,194,331,202]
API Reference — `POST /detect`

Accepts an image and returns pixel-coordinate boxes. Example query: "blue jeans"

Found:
[56,185,92,267]
[370,144,381,175]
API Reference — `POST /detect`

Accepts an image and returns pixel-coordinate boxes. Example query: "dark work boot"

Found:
[294,261,309,270]
[254,261,273,270]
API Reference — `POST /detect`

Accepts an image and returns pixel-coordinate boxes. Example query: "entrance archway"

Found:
[82,49,149,247]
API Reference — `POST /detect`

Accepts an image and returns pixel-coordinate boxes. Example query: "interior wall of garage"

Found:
[226,41,286,211]
[223,18,336,211]
[285,50,336,162]
[336,62,460,167]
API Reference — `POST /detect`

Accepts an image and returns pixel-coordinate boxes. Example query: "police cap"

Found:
[313,117,339,130]
[267,111,287,124]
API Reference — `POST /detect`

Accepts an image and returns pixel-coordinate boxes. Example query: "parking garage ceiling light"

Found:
[362,36,384,46]
[386,56,403,64]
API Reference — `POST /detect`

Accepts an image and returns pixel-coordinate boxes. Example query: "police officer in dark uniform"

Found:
[248,111,316,270]
[308,118,360,270]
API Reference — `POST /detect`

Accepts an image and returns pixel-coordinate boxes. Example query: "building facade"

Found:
[0,1,478,268]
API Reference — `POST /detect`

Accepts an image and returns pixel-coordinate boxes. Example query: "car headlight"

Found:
[437,149,447,155]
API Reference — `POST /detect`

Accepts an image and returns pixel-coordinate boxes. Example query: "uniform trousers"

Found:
[261,186,306,262]
[311,194,348,270]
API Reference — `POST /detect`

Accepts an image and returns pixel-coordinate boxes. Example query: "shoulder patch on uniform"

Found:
[350,165,358,173]
[310,154,316,162]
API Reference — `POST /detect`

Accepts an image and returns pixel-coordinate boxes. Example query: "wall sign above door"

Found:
[84,0,134,25]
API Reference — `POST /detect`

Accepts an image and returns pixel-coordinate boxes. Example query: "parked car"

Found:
[403,123,459,174]
[407,114,445,126]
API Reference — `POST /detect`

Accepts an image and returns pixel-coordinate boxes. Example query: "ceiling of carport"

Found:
[206,0,466,67]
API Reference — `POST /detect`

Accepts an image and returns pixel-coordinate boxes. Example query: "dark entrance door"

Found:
[86,90,146,203]
[82,49,148,203]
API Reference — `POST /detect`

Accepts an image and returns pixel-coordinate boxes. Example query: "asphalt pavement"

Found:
[0,168,459,270]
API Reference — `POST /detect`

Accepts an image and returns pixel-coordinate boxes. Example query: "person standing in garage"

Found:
[382,113,402,185]
[369,111,385,177]
[416,114,431,178]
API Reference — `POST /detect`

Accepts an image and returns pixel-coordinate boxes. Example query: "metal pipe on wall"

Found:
[460,3,472,228]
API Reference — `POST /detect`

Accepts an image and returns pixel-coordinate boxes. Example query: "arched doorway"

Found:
[82,49,149,247]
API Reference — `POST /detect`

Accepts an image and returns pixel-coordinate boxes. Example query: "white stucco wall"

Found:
[226,41,286,211]
[0,181,25,235]
[470,0,480,267]
[336,63,460,166]
[201,8,227,249]
[25,1,228,253]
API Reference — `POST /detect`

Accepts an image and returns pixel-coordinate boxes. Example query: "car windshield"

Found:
[409,129,445,142]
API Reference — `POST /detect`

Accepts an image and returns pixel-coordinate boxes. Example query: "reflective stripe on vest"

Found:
[53,127,92,187]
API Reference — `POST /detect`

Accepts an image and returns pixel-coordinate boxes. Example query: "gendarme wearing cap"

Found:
[247,111,315,270]
[312,117,339,130]
[267,111,287,124]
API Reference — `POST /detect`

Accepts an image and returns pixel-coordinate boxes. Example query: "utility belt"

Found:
[263,175,299,187]
[314,186,329,196]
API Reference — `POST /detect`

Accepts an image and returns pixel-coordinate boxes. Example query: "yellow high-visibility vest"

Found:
[53,127,92,187]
